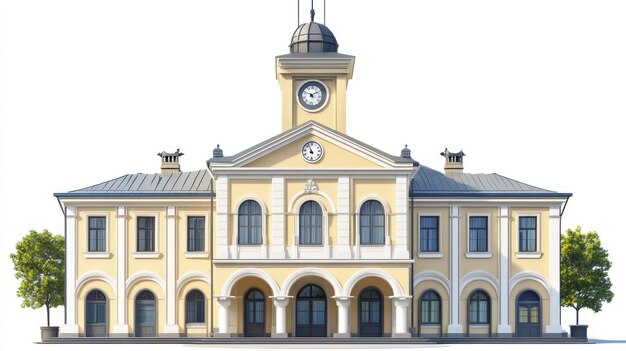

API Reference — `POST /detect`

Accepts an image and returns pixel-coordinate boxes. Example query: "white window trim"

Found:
[355,196,391,247]
[294,198,328,247]
[83,212,111,259]
[133,211,160,259]
[465,212,493,259]
[184,211,210,258]
[417,212,443,258]
[232,197,268,247]
[515,212,542,259]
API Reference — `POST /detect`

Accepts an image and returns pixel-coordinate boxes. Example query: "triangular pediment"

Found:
[208,121,417,174]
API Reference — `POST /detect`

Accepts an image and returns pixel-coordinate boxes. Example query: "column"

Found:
[335,177,351,258]
[391,297,411,337]
[272,297,289,338]
[546,205,564,335]
[394,176,409,259]
[216,176,229,259]
[447,205,463,335]
[59,206,79,337]
[497,205,512,336]
[271,177,286,258]
[164,206,179,336]
[215,297,232,337]
[334,296,351,338]
[112,206,129,337]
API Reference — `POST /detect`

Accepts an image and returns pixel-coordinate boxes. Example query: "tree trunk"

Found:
[575,307,580,325]
[46,304,50,327]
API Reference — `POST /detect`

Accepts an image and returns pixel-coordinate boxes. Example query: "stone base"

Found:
[446,324,463,337]
[497,324,513,337]
[271,332,288,338]
[111,325,130,338]
[333,332,351,338]
[392,332,411,338]
[59,324,79,338]
[213,332,231,338]
[161,324,180,338]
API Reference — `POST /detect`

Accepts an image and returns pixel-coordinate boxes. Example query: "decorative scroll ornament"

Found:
[304,179,319,194]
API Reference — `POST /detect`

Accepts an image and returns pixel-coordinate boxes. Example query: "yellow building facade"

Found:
[55,15,570,339]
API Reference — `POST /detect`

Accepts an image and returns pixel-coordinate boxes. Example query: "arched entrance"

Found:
[296,284,327,337]
[135,290,156,337]
[516,290,541,337]
[244,289,265,337]
[85,290,107,337]
[359,287,383,337]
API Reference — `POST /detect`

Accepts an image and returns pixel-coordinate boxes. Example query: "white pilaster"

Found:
[497,205,512,336]
[272,297,289,337]
[546,205,564,335]
[336,177,351,258]
[59,205,79,337]
[216,176,229,259]
[216,297,232,337]
[164,206,179,336]
[394,176,409,259]
[113,206,129,337]
[271,177,286,258]
[447,205,463,335]
[391,297,411,337]
[334,296,351,337]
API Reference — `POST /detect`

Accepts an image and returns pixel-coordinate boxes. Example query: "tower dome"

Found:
[289,10,338,53]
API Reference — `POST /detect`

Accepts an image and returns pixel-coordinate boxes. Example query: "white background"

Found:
[1,0,625,349]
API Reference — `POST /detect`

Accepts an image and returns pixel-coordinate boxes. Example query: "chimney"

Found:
[401,144,411,158]
[212,144,223,158]
[158,149,184,173]
[440,148,465,174]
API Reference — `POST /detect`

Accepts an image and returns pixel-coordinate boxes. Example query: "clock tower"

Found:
[276,9,355,133]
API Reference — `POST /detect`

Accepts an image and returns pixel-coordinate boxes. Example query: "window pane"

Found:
[519,217,537,252]
[469,216,488,252]
[519,306,528,323]
[420,216,439,252]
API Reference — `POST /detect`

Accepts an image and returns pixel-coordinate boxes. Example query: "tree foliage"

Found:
[561,226,613,325]
[10,229,65,326]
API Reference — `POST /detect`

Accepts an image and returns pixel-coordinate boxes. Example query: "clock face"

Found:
[301,141,324,163]
[297,80,328,112]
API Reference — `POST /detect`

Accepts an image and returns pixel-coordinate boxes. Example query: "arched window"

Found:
[296,284,327,337]
[185,289,205,324]
[238,200,262,245]
[468,290,490,324]
[135,290,156,337]
[420,290,441,325]
[359,200,385,245]
[86,290,107,337]
[359,287,383,336]
[244,289,265,337]
[299,201,322,245]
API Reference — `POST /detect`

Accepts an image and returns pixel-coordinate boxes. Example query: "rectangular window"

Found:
[519,216,537,252]
[419,216,439,252]
[469,216,488,252]
[88,217,106,252]
[137,216,155,252]
[187,217,205,252]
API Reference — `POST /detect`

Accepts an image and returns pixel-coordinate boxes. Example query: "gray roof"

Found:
[54,170,212,198]
[411,165,571,198]
[208,120,418,166]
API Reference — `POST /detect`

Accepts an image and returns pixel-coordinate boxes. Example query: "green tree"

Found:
[561,226,614,325]
[10,230,65,327]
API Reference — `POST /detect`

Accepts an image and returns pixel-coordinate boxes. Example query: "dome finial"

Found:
[310,4,315,22]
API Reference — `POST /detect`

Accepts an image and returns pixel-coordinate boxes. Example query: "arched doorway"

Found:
[359,287,383,337]
[296,284,327,337]
[244,289,265,337]
[516,290,541,337]
[85,290,107,337]
[135,290,156,337]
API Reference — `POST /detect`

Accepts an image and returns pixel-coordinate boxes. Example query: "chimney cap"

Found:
[213,144,223,158]
[158,148,183,173]
[441,148,465,174]
[401,144,412,158]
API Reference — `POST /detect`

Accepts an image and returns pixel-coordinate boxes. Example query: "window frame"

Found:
[133,212,159,258]
[465,213,492,258]
[186,216,206,252]
[417,213,443,258]
[298,200,324,246]
[183,212,209,258]
[419,290,442,325]
[468,289,491,325]
[185,289,206,325]
[515,212,543,259]
[358,200,386,245]
[237,200,263,246]
[83,212,111,259]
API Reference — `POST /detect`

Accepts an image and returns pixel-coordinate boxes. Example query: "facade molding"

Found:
[125,271,166,296]
[343,268,404,296]
[412,271,451,297]
[176,271,212,295]
[280,267,342,296]
[460,270,499,297]
[288,190,337,214]
[221,268,280,297]
[75,271,117,296]
[509,271,551,296]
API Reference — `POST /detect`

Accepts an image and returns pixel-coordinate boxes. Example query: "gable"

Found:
[245,134,384,169]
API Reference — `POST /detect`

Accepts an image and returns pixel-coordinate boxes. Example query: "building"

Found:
[54,9,571,339]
